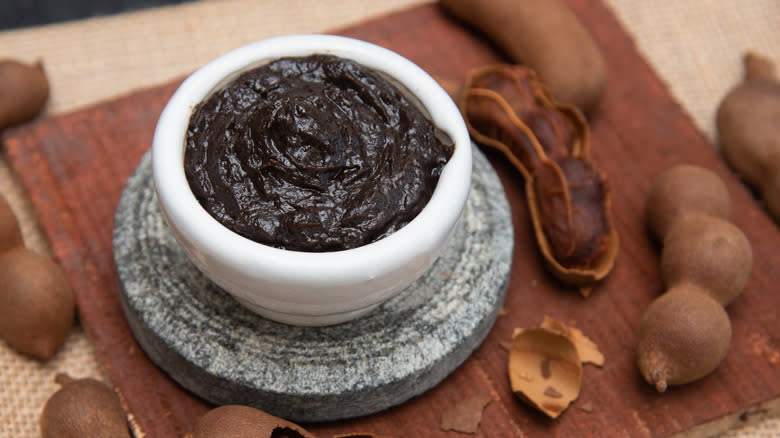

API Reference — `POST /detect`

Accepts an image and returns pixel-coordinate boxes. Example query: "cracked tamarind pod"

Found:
[637,165,753,392]
[458,64,618,293]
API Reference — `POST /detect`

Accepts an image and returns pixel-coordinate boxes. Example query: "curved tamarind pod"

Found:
[638,164,752,392]
[459,64,617,292]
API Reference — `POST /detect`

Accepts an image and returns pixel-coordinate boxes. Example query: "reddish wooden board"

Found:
[3,2,780,437]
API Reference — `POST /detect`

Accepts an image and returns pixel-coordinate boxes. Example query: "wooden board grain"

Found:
[3,2,780,437]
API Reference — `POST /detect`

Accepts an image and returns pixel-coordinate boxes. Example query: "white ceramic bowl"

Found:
[152,34,471,326]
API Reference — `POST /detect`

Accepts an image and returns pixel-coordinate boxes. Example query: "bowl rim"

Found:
[152,34,472,286]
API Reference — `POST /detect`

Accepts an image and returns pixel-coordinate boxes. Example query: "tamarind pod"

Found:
[638,165,753,392]
[440,0,607,113]
[464,87,611,270]
[458,64,617,289]
[717,52,780,223]
[718,79,780,189]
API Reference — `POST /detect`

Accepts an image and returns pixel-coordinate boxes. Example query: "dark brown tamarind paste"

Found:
[185,54,453,252]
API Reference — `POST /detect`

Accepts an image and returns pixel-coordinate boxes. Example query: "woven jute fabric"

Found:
[0,0,778,436]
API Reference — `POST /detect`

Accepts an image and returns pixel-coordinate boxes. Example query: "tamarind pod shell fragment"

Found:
[508,327,583,418]
[458,65,617,290]
[440,0,607,113]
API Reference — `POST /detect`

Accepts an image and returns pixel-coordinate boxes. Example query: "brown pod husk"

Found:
[187,405,317,438]
[508,327,582,418]
[459,64,617,292]
[0,59,49,130]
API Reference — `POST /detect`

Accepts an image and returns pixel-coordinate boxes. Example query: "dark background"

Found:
[2,0,195,30]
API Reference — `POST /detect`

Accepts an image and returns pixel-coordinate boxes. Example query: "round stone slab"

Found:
[113,144,513,422]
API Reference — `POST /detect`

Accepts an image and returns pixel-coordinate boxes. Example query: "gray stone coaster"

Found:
[113,144,513,422]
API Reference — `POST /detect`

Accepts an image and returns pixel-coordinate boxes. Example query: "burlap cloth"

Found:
[0,1,777,436]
